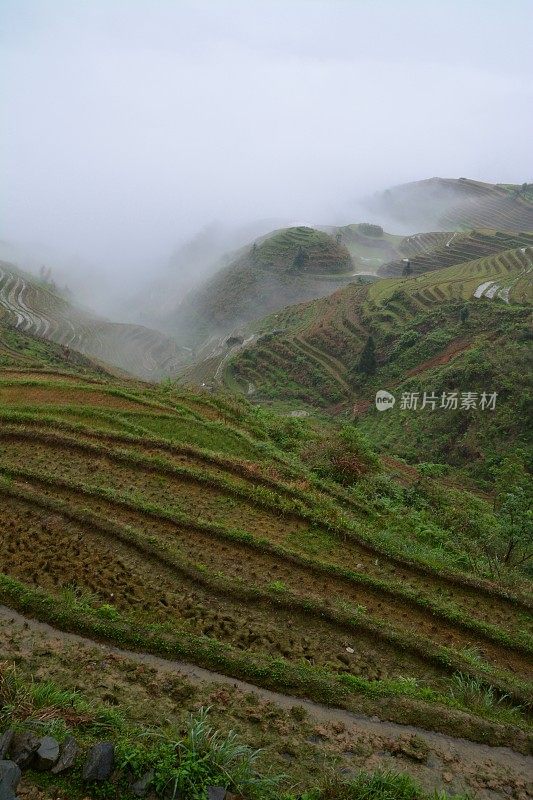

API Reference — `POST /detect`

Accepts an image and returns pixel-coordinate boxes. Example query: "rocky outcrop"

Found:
[82,742,114,781]
[34,737,60,771]
[0,727,242,799]
[0,760,21,800]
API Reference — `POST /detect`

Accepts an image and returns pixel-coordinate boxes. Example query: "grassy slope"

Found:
[1,323,532,712]
[0,322,531,797]
[2,618,527,800]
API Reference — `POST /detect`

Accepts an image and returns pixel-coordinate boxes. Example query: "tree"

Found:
[479,455,533,574]
[459,306,470,324]
[497,487,532,567]
[293,246,309,270]
[358,223,383,237]
[357,335,377,375]
[402,260,412,277]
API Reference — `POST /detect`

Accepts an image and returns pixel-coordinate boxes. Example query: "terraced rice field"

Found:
[378,231,533,277]
[0,337,532,750]
[373,177,533,234]
[226,244,532,408]
[371,245,533,306]
[436,180,533,232]
[0,261,186,378]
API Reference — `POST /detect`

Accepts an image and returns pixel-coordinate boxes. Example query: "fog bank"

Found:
[1,0,532,315]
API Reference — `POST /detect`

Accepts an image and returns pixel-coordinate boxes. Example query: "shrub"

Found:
[97,603,122,621]
[357,336,377,376]
[358,223,384,237]
[417,463,449,478]
[448,673,523,724]
[303,424,380,485]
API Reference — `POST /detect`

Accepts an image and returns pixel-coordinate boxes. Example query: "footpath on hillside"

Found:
[1,605,531,800]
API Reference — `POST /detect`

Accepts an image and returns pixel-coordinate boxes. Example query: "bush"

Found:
[358,223,384,237]
[164,708,279,799]
[417,463,449,478]
[303,424,380,485]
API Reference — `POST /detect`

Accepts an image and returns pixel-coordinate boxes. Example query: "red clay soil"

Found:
[349,338,474,417]
[404,339,472,378]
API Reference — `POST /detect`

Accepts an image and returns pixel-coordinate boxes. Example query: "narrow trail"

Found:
[1,604,531,776]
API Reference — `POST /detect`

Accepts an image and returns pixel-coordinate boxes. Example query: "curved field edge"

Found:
[2,476,532,709]
[1,435,532,676]
[0,416,529,612]
[0,574,531,754]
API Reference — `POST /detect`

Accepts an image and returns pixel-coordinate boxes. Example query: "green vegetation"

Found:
[226,244,532,485]
[0,342,531,731]
[0,658,478,799]
[1,203,532,800]
[357,336,377,376]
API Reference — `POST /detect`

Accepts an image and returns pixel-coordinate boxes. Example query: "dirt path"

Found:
[1,602,531,794]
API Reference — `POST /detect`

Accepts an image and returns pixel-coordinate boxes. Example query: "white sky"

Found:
[1,0,532,300]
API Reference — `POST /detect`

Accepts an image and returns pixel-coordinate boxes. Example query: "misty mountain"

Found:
[365,178,533,234]
[169,226,356,347]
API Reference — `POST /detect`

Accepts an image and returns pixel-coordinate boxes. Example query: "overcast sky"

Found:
[1,0,532,302]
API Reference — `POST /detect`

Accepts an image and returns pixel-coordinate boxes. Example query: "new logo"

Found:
[375,390,395,411]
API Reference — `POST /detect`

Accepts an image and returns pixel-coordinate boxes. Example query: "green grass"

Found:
[0,659,474,799]
[0,317,532,795]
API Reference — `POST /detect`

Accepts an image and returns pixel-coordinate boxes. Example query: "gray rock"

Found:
[82,742,114,781]
[0,760,21,800]
[207,789,227,800]
[0,732,13,761]
[9,732,39,769]
[131,769,154,797]
[51,736,79,774]
[34,736,60,771]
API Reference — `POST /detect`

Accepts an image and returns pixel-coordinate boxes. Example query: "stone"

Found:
[131,769,154,797]
[8,732,39,769]
[207,789,227,800]
[34,736,60,771]
[0,760,21,800]
[427,754,443,770]
[0,733,13,761]
[82,742,114,782]
[51,736,79,774]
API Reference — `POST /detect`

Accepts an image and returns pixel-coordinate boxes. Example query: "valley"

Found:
[0,176,531,800]
[0,262,187,380]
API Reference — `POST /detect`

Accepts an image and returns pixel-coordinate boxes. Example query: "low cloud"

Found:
[1,0,531,315]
